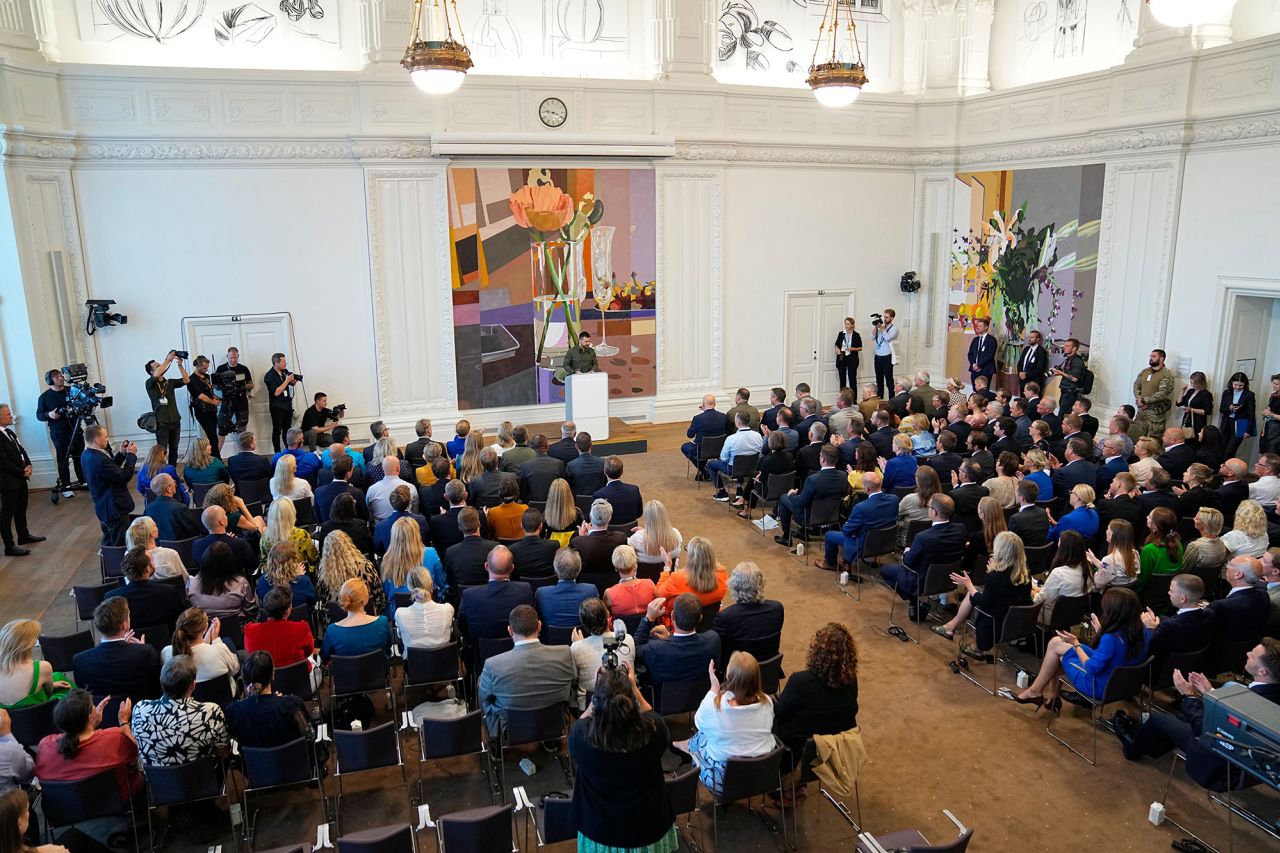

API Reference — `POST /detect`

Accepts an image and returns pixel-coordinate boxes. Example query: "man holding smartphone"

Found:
[81,424,138,546]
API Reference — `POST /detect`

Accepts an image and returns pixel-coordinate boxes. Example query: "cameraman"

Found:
[145,351,190,462]
[188,356,223,459]
[215,346,252,452]
[872,307,898,399]
[35,368,85,497]
[300,392,342,451]
[263,352,298,453]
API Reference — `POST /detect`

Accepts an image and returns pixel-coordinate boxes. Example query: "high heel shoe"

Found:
[997,687,1044,708]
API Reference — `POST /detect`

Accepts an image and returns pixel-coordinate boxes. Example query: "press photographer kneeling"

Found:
[300,392,346,452]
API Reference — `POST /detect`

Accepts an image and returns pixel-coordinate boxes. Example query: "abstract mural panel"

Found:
[948,163,1105,391]
[447,167,658,410]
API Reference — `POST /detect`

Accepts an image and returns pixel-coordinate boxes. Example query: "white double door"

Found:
[182,313,295,441]
[785,291,856,405]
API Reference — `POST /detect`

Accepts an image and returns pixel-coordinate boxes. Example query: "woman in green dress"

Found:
[0,620,73,709]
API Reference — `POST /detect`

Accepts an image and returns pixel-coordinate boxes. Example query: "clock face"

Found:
[539,97,568,128]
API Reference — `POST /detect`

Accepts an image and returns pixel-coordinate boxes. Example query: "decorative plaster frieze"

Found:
[0,132,75,160]
[76,139,353,161]
[675,143,915,167]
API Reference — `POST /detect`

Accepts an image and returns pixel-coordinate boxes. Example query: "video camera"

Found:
[600,618,627,671]
[60,363,112,425]
[330,403,347,416]
[212,369,244,395]
[870,312,883,327]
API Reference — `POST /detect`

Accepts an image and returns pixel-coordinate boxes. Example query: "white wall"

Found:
[1233,0,1280,42]
[721,166,916,392]
[72,164,379,443]
[989,0,1139,92]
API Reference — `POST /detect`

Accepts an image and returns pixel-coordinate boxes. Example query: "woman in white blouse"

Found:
[679,652,776,798]
[628,499,683,560]
[1221,499,1270,558]
[393,566,454,650]
[1129,437,1164,490]
[124,516,188,581]
[269,453,313,502]
[162,607,240,695]
[1033,529,1092,624]
[1087,519,1141,591]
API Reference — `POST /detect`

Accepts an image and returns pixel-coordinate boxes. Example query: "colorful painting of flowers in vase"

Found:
[447,167,657,410]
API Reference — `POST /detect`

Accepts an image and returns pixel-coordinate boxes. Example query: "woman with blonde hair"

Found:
[1045,484,1099,543]
[0,620,72,709]
[183,436,230,486]
[367,436,409,485]
[882,432,919,492]
[932,531,1031,661]
[1129,436,1164,489]
[125,516,188,580]
[319,578,392,665]
[202,482,265,535]
[456,431,486,484]
[381,516,447,616]
[628,499,683,558]
[1087,519,1141,591]
[1221,498,1269,558]
[605,545,658,618]
[656,536,727,610]
[903,413,936,457]
[1023,449,1054,502]
[542,478,583,546]
[394,566,454,650]
[316,530,386,628]
[269,453,312,502]
[493,420,515,457]
[137,445,188,505]
[255,540,318,608]
[1181,506,1229,575]
[163,607,239,693]
[260,496,319,570]
[681,652,775,797]
[896,466,940,548]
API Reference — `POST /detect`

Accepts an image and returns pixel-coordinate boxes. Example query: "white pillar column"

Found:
[957,0,994,96]
[655,0,714,81]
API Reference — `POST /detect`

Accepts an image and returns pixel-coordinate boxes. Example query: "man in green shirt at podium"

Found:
[559,331,598,380]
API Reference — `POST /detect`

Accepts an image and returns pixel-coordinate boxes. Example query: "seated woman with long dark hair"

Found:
[1001,587,1148,713]
[0,788,70,852]
[319,493,374,559]
[225,651,324,761]
[1033,529,1092,625]
[187,541,259,622]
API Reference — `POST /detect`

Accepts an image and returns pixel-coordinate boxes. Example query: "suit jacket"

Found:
[901,521,969,591]
[990,435,1019,459]
[478,640,575,735]
[1052,460,1098,501]
[1007,506,1050,548]
[226,451,273,484]
[794,443,824,485]
[144,495,201,542]
[72,640,161,701]
[888,393,910,417]
[969,450,995,483]
[374,510,430,554]
[1157,444,1196,482]
[686,410,726,443]
[1211,480,1250,528]
[468,469,518,507]
[428,507,467,557]
[868,426,897,460]
[104,579,187,635]
[519,454,566,503]
[945,420,972,449]
[1095,456,1129,495]
[82,447,138,524]
[193,532,257,574]
[761,404,785,432]
[1176,486,1213,520]
[499,445,536,475]
[1018,344,1048,384]
[1138,489,1180,517]
[569,530,627,583]
[1268,584,1280,638]
[508,535,559,580]
[404,437,444,470]
[1097,496,1146,534]
[417,480,449,516]
[458,580,534,640]
[948,484,989,533]
[1081,414,1100,440]
[712,600,784,667]
[635,622,721,686]
[1052,432,1088,465]
[1041,412,1063,440]
[0,427,30,490]
[1207,587,1271,643]
[313,480,367,524]
[793,468,849,515]
[925,451,964,485]
[1147,607,1217,665]
[593,481,643,524]
[548,438,580,465]
[445,535,501,588]
[536,579,600,627]
[967,333,997,381]
[840,492,900,558]
[566,453,607,496]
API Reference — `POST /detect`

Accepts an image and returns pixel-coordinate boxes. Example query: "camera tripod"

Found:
[49,411,92,505]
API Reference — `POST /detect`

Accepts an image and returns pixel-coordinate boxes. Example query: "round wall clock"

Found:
[539,97,568,128]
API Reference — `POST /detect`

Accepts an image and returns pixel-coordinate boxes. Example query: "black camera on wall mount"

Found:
[899,271,922,293]
[85,299,127,334]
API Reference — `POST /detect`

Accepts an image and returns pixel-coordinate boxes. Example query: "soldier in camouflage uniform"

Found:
[1132,348,1176,438]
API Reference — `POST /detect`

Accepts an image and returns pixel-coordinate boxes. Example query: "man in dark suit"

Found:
[817,470,899,571]
[681,396,727,481]
[866,410,897,459]
[1072,397,1100,442]
[468,447,518,507]
[498,425,535,475]
[535,547,601,627]
[193,505,257,574]
[948,461,989,535]
[507,509,559,579]
[1036,396,1063,440]
[1207,557,1271,643]
[0,403,42,557]
[1010,398,1034,451]
[1050,439,1097,502]
[774,445,848,548]
[429,480,471,560]
[592,456,643,524]
[1137,468,1180,516]
[566,433,606,496]
[942,404,971,450]
[1097,473,1146,533]
[793,423,827,486]
[888,381,911,418]
[1016,329,1048,396]
[635,593,721,687]
[518,435,566,503]
[792,397,827,444]
[458,545,534,641]
[1141,574,1216,670]
[990,417,1020,460]
[417,457,452,516]
[444,507,500,589]
[1052,415,1089,464]
[926,431,964,484]
[880,493,968,621]
[568,499,627,589]
[1116,639,1280,791]
[1211,458,1250,528]
[362,421,395,466]
[761,388,787,432]
[143,474,201,541]
[225,431,273,484]
[548,422,580,465]
[81,424,138,547]
[1007,480,1050,547]
[404,418,445,471]
[1156,427,1196,482]
[104,547,186,635]
[967,318,997,387]
[72,598,162,701]
[314,454,367,524]
[1095,437,1129,495]
[966,432,996,482]
[373,487,430,555]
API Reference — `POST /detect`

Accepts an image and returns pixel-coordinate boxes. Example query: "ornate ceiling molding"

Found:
[676,143,915,167]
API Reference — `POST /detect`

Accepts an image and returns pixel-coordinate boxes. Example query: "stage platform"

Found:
[522,417,649,456]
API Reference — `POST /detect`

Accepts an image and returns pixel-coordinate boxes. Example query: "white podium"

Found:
[566,372,610,440]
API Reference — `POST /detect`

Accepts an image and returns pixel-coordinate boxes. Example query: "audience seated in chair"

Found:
[201,482,266,540]
[655,537,727,619]
[319,493,374,560]
[269,453,313,504]
[194,504,258,575]
[382,515,447,615]
[676,652,775,798]
[255,541,318,610]
[880,493,968,623]
[314,454,366,525]
[568,499,627,589]
[395,566,454,650]
[73,598,161,702]
[144,473,201,542]
[817,470,899,572]
[104,547,187,637]
[428,479,470,555]
[774,444,848,549]
[484,478,528,541]
[1088,519,1141,592]
[0,620,71,711]
[713,562,784,666]
[373,484,429,557]
[316,530,386,630]
[125,516,188,582]
[477,604,575,737]
[629,499,683,561]
[567,432,607,497]
[1207,556,1271,643]
[508,508,559,580]
[542,479,584,546]
[895,466,940,550]
[132,654,231,766]
[245,587,317,674]
[570,598,636,710]
[709,411,764,502]
[445,507,500,589]
[1140,573,1215,672]
[537,547,601,627]
[263,496,321,571]
[163,608,239,696]
[226,650,326,771]
[933,531,1032,663]
[634,593,720,687]
[187,541,259,622]
[773,623,858,763]
[1032,530,1092,625]
[137,446,188,506]
[518,434,566,503]
[682,396,726,481]
[366,456,416,524]
[319,578,393,665]
[226,431,273,483]
[1046,484,1099,544]
[548,421,579,466]
[605,545,657,620]
[593,455,643,524]
[1221,498,1270,559]
[1136,507,1183,594]
[458,544,533,641]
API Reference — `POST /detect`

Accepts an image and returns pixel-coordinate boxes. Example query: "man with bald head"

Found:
[1156,427,1195,482]
[1207,556,1271,645]
[681,394,726,482]
[879,493,968,622]
[1212,458,1250,528]
[193,504,256,572]
[457,543,533,641]
[366,455,416,524]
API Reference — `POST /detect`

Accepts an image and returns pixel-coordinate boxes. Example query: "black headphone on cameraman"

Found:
[45,369,60,386]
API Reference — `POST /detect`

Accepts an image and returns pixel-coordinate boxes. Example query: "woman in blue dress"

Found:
[1023,450,1053,503]
[881,434,919,492]
[999,587,1147,713]
[1045,484,1099,543]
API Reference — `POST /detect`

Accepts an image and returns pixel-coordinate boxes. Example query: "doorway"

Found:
[1218,290,1280,461]
[784,290,856,405]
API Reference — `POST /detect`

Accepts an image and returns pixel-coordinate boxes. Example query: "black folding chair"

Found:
[656,677,710,720]
[414,710,493,803]
[711,745,789,850]
[294,496,318,528]
[904,519,932,547]
[189,481,218,507]
[330,650,397,733]
[274,659,318,703]
[887,560,960,644]
[750,472,795,535]
[7,699,57,749]
[219,614,246,652]
[665,763,702,850]
[540,624,575,646]
[192,676,235,708]
[100,545,127,581]
[523,574,557,594]
[157,536,198,569]
[1024,544,1055,578]
[1046,656,1153,765]
[240,737,330,850]
[1034,595,1091,658]
[697,601,721,633]
[792,496,845,562]
[856,810,973,853]
[497,704,569,798]
[337,823,419,853]
[959,602,1044,695]
[238,477,272,507]
[333,721,412,833]
[845,525,898,600]
[433,803,514,852]
[573,494,594,519]
[1140,572,1176,615]
[892,485,916,499]
[1209,638,1257,679]
[689,434,726,486]
[717,452,760,505]
[404,642,464,708]
[142,758,234,849]
[41,769,140,852]
[1149,645,1211,712]
[758,652,785,696]
[71,580,121,633]
[618,613,643,634]
[38,630,93,674]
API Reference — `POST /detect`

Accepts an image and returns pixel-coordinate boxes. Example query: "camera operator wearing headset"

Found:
[215,347,252,453]
[36,369,85,498]
[188,356,223,459]
[300,392,344,452]
[263,352,300,453]
[145,351,190,462]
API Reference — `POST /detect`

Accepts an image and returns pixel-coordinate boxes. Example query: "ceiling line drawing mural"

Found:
[713,0,887,85]
[79,0,337,49]
[1054,0,1087,59]
[213,3,275,45]
[95,0,207,43]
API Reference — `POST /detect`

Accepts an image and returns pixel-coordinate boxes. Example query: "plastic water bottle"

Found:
[350,719,363,732]
[839,571,849,587]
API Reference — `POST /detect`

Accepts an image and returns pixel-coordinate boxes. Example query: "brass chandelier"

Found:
[807,0,869,108]
[402,0,473,95]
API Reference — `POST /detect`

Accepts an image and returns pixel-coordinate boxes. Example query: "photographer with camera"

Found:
[36,369,86,498]
[81,425,138,547]
[145,351,190,462]
[214,347,252,453]
[871,308,898,400]
[188,356,223,459]
[300,392,344,452]
[263,352,300,453]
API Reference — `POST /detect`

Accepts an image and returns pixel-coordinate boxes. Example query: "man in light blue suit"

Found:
[816,471,899,571]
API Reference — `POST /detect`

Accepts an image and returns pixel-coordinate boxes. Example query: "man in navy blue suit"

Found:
[535,548,600,627]
[1050,438,1097,504]
[143,473,201,542]
[73,597,162,701]
[880,493,968,621]
[1208,557,1271,644]
[224,431,273,485]
[816,471,899,571]
[457,544,533,640]
[967,318,997,387]
[81,425,138,547]
[635,593,720,688]
[314,455,367,525]
[774,444,849,548]
[592,455,643,523]
[681,395,726,481]
[373,486,430,555]
[1141,574,1216,671]
[1095,436,1129,495]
